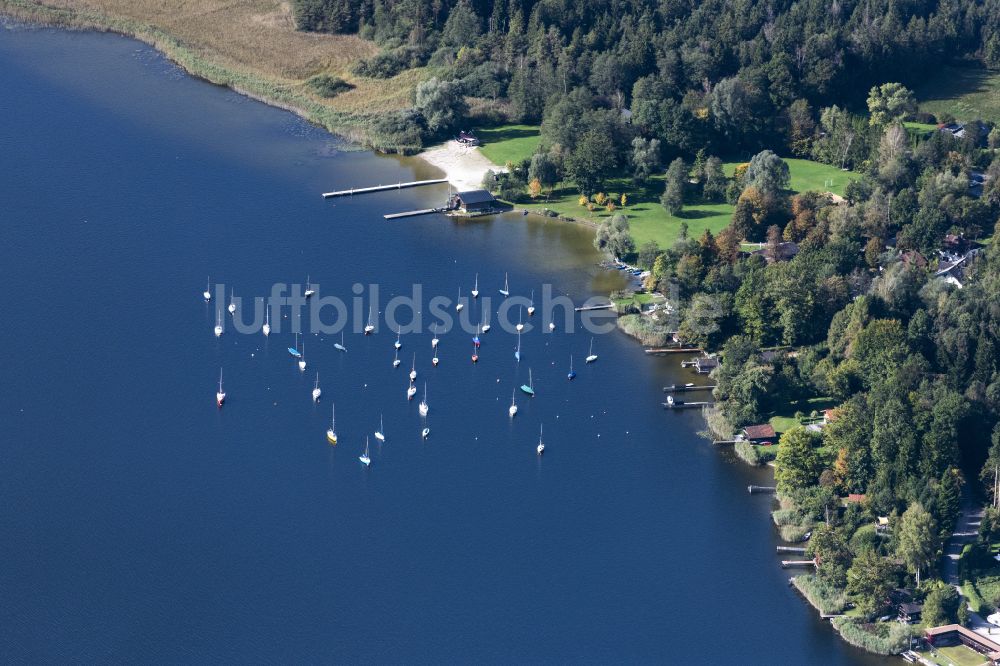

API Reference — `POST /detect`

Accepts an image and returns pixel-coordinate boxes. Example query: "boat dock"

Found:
[663,384,716,393]
[575,303,614,312]
[645,347,701,354]
[383,208,442,220]
[322,179,447,198]
[748,485,776,494]
[777,546,807,554]
[781,560,816,568]
[662,401,714,409]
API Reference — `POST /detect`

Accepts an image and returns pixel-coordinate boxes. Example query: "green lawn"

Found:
[920,645,990,666]
[476,124,860,248]
[768,397,838,435]
[476,125,541,165]
[905,121,939,140]
[913,65,1000,124]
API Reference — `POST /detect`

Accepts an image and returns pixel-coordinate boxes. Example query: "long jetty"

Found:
[321,178,447,198]
[645,347,702,354]
[384,208,441,220]
[575,303,614,312]
[777,546,807,554]
[748,485,776,494]
[662,401,715,409]
[663,384,716,393]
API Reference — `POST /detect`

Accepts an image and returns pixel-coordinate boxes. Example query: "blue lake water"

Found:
[0,24,888,663]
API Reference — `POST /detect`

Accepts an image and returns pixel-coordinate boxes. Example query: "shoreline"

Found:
[0,10,890,660]
[0,0,381,149]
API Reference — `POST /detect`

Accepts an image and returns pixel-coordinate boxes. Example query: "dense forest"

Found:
[293,0,1000,156]
[293,0,1000,647]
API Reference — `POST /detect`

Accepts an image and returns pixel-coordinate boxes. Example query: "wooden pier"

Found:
[663,384,716,393]
[781,560,816,568]
[383,208,441,220]
[321,178,447,198]
[777,546,807,554]
[645,347,702,354]
[712,439,738,445]
[662,401,714,409]
[574,303,614,312]
[748,485,776,494]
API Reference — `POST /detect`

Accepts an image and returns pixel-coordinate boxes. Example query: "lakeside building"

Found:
[447,190,499,215]
[925,624,1000,664]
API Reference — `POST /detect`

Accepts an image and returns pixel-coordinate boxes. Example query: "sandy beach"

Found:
[417,140,504,191]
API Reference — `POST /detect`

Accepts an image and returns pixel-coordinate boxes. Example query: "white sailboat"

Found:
[508,390,517,417]
[262,304,271,337]
[364,305,375,335]
[549,321,556,331]
[228,288,236,315]
[407,380,417,400]
[432,346,440,366]
[482,314,491,333]
[298,341,307,371]
[374,414,385,442]
[419,382,428,416]
[216,368,226,407]
[394,326,402,350]
[334,331,346,352]
[527,290,536,316]
[422,426,430,439]
[393,348,401,368]
[203,277,212,302]
[514,330,521,362]
[312,372,322,402]
[359,437,371,466]
[326,403,338,444]
[410,354,417,381]
[431,323,439,348]
[586,337,598,363]
[304,275,315,299]
[499,272,509,297]
[214,308,223,338]
[516,307,524,332]
[456,287,464,312]
[471,273,479,298]
[536,424,545,456]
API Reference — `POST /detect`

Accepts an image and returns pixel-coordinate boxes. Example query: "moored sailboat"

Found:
[216,368,226,407]
[327,403,338,444]
[520,368,535,396]
[359,437,371,466]
[312,372,321,402]
[586,337,598,363]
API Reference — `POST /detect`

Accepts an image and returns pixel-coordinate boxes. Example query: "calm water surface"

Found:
[0,25,889,663]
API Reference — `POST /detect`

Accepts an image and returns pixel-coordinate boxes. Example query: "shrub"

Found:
[352,45,429,78]
[616,314,670,346]
[831,618,910,655]
[306,74,354,98]
[849,524,879,554]
[793,574,847,614]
